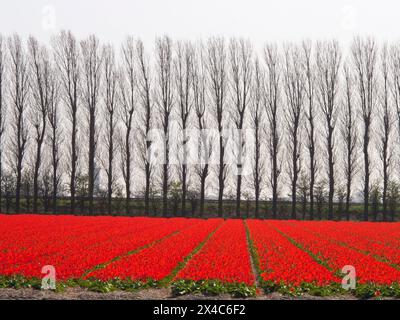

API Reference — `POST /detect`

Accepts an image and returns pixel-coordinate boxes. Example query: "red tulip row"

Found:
[0,215,168,269]
[270,220,400,285]
[0,215,115,253]
[293,221,400,266]
[86,218,223,281]
[176,219,255,285]
[1,214,400,291]
[246,219,339,286]
[0,215,196,279]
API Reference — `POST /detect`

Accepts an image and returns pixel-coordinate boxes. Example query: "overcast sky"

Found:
[0,0,399,49]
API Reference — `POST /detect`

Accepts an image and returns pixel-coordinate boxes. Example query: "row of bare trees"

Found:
[1,32,400,220]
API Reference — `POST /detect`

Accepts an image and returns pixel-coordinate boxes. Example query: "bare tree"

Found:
[229,38,252,217]
[156,36,174,217]
[250,58,264,218]
[4,33,400,221]
[119,37,136,215]
[207,38,227,218]
[102,44,118,215]
[302,40,317,220]
[283,44,305,219]
[135,39,153,216]
[80,35,102,215]
[192,43,212,217]
[0,36,6,210]
[390,45,400,221]
[28,36,54,213]
[378,44,395,221]
[8,34,29,213]
[175,41,193,216]
[264,44,282,219]
[52,30,80,214]
[47,70,61,213]
[315,40,341,220]
[341,64,358,221]
[298,170,309,220]
[351,37,377,221]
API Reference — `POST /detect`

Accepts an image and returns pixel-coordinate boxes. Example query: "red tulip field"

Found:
[1,214,400,298]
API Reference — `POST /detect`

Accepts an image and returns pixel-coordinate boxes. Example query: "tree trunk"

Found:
[52,136,57,214]
[254,182,260,219]
[125,125,131,215]
[181,163,187,216]
[33,137,44,213]
[88,106,96,215]
[217,133,224,218]
[363,123,370,221]
[162,162,168,217]
[200,170,207,217]
[70,111,77,214]
[236,173,242,218]
[15,161,22,213]
[291,135,298,220]
[328,129,334,220]
[144,164,150,215]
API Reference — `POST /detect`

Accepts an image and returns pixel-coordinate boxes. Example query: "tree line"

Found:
[0,32,400,221]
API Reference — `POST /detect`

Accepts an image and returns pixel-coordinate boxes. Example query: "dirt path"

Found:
[1,287,387,300]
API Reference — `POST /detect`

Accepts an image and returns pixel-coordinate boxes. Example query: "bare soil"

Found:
[0,287,389,300]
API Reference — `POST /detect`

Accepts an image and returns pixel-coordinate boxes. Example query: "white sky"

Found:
[1,0,400,49]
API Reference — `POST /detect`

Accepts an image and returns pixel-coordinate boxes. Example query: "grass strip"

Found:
[159,220,224,287]
[265,221,345,296]
[296,223,400,271]
[80,228,185,279]
[169,220,257,298]
[171,279,256,298]
[267,221,334,272]
[243,220,262,289]
[268,221,400,298]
